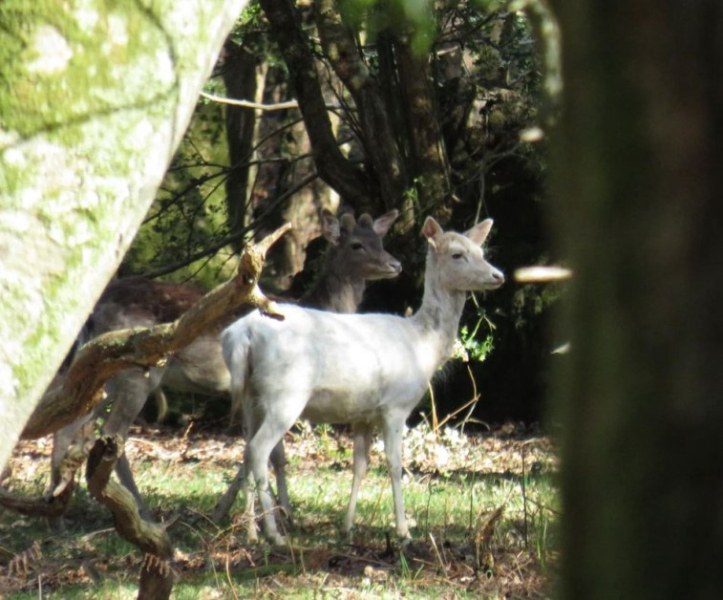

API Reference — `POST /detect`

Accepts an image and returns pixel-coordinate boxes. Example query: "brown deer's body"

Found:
[51,211,400,515]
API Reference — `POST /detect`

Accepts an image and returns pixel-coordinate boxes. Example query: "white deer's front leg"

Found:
[382,418,411,539]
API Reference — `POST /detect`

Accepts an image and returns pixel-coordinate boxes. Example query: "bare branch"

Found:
[201,90,300,110]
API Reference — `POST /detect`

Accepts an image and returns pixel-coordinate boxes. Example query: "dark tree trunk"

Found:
[223,41,259,251]
[394,38,452,222]
[247,64,332,290]
[315,0,407,213]
[258,0,373,208]
[551,3,723,599]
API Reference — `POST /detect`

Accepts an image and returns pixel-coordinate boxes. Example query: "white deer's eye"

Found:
[451,252,464,259]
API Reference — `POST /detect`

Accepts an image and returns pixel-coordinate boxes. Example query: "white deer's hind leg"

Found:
[343,425,373,537]
[244,395,304,546]
[382,418,411,540]
[212,465,245,524]
[212,383,256,525]
[242,438,258,543]
[246,428,288,545]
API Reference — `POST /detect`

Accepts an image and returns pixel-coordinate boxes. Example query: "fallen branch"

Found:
[0,479,74,519]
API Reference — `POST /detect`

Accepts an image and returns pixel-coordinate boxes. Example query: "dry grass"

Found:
[1,420,558,599]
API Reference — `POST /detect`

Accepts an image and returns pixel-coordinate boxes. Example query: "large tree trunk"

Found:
[0,0,249,472]
[551,3,723,598]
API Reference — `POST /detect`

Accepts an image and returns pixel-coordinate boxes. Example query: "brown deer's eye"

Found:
[351,242,364,250]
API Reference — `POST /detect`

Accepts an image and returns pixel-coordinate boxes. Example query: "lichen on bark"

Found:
[0,0,249,472]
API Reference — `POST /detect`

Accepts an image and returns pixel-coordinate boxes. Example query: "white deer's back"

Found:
[223,304,440,425]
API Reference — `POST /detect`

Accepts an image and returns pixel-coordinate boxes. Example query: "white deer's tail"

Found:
[221,325,252,426]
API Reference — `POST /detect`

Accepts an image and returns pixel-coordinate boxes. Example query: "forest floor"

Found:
[1,419,559,599]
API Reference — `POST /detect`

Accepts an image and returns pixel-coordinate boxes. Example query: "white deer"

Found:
[51,210,401,517]
[220,216,504,544]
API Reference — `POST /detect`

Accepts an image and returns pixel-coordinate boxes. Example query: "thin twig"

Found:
[200,91,300,111]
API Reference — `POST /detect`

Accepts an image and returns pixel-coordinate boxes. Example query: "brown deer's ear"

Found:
[339,213,357,235]
[320,210,341,244]
[372,209,399,237]
[357,214,374,229]
[465,219,493,246]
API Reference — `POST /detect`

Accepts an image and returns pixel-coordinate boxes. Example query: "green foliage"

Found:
[511,280,562,330]
[121,101,232,288]
[459,308,496,363]
[230,0,264,42]
[339,0,437,55]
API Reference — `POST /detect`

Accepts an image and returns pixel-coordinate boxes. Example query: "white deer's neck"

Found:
[412,274,467,366]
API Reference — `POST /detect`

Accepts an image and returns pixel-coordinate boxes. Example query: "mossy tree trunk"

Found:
[550,2,723,598]
[0,0,250,472]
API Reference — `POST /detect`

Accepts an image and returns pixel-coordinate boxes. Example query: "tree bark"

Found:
[551,2,723,598]
[315,0,407,212]
[0,0,251,472]
[223,40,259,250]
[394,39,452,220]
[258,0,373,207]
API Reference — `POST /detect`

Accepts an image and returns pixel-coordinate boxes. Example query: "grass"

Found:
[1,422,558,598]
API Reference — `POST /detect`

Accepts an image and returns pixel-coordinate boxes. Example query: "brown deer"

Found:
[51,210,401,517]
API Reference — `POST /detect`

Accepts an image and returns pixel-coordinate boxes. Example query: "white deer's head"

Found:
[422,217,505,292]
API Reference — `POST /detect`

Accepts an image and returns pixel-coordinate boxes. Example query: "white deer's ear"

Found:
[421,216,443,244]
[320,210,341,244]
[465,218,493,246]
[372,209,399,237]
